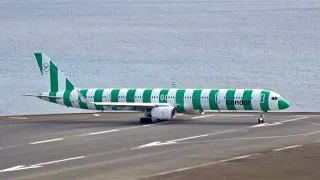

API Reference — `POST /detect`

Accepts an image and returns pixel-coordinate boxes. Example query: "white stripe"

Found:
[30,138,64,145]
[142,153,259,178]
[273,145,302,151]
[134,88,146,103]
[217,89,228,110]
[191,115,214,119]
[41,92,49,102]
[56,91,65,106]
[57,68,66,91]
[70,89,80,108]
[118,88,129,102]
[151,88,162,103]
[41,54,51,91]
[86,89,97,110]
[184,89,195,110]
[234,89,245,110]
[200,89,211,110]
[35,156,85,166]
[251,89,263,110]
[167,89,178,106]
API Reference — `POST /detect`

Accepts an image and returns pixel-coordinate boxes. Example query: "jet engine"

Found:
[150,106,176,120]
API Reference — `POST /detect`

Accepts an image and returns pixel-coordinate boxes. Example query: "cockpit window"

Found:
[271,97,279,100]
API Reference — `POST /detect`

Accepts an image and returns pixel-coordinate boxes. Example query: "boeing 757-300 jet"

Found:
[24,53,290,124]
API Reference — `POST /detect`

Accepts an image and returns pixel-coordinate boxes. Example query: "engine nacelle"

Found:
[151,106,176,120]
[184,110,205,115]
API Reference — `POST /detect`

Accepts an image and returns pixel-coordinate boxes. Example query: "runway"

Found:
[0,112,320,180]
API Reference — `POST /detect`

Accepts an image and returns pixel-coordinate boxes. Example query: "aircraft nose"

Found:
[278,99,290,110]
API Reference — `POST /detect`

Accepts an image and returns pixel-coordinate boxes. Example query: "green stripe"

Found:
[126,89,136,102]
[79,89,88,109]
[192,89,202,110]
[159,89,169,103]
[143,89,153,103]
[66,79,74,91]
[260,90,270,112]
[176,89,186,112]
[50,61,58,92]
[49,92,57,103]
[63,91,72,107]
[226,89,236,110]
[34,53,43,75]
[243,90,253,110]
[111,89,120,110]
[209,90,219,110]
[94,89,104,110]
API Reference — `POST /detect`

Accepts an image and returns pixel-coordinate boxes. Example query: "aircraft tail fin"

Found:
[171,79,177,88]
[34,53,75,92]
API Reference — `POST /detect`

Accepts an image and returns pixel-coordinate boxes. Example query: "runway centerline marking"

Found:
[273,145,302,152]
[29,138,64,145]
[191,115,214,119]
[0,156,86,173]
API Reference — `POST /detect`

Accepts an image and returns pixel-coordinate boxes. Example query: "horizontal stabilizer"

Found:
[23,94,63,99]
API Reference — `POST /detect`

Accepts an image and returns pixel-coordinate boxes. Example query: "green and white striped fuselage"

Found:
[40,88,287,113]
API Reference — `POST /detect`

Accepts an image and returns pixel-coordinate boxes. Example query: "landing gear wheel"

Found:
[258,112,265,124]
[140,117,153,124]
[258,118,264,124]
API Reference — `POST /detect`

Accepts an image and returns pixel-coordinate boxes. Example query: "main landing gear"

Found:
[258,112,265,124]
[140,117,153,124]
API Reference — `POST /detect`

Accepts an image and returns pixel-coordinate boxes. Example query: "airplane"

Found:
[24,53,290,124]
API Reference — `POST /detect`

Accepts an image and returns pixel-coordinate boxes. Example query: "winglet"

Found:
[76,89,90,103]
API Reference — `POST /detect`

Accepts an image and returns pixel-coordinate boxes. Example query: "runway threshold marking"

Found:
[273,145,302,152]
[29,138,64,145]
[0,156,86,172]
[140,153,260,179]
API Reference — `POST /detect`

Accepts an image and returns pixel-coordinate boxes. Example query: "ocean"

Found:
[0,0,319,116]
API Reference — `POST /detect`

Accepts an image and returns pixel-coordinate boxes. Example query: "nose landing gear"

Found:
[258,112,265,124]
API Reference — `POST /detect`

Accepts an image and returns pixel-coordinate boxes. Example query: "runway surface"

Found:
[0,112,320,180]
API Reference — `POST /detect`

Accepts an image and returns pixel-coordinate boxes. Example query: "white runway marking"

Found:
[273,145,302,152]
[174,130,320,145]
[0,124,28,128]
[191,115,214,119]
[142,153,259,178]
[8,117,28,120]
[134,129,240,149]
[93,114,100,117]
[251,117,308,128]
[78,122,167,136]
[302,121,320,126]
[0,156,85,172]
[35,156,86,166]
[29,138,64,145]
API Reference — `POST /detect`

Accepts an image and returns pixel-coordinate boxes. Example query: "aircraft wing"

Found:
[77,89,174,108]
